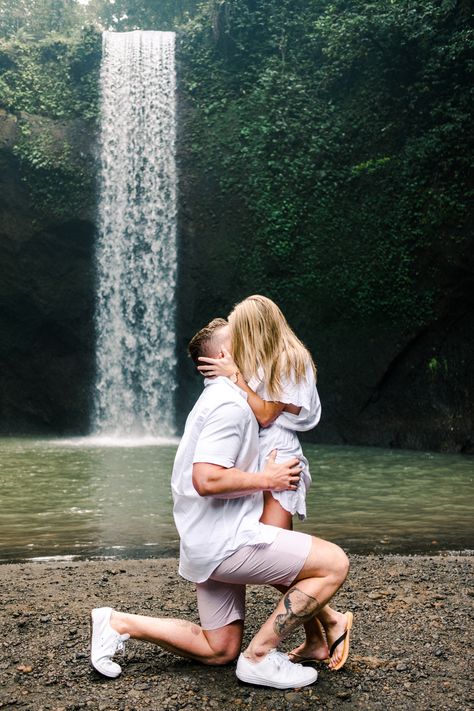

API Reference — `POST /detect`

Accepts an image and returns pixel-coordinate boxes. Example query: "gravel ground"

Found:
[0,554,473,711]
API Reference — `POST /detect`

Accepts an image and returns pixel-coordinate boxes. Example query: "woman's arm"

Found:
[198,349,301,428]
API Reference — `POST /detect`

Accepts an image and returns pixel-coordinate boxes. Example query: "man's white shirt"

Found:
[171,376,279,583]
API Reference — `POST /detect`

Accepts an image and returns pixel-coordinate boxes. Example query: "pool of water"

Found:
[0,438,472,561]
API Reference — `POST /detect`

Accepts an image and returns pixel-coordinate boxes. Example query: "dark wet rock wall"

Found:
[0,109,95,434]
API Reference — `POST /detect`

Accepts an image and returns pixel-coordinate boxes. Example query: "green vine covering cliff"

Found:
[0,26,101,217]
[1,0,471,321]
[178,0,473,328]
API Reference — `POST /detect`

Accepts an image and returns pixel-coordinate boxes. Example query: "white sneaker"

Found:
[90,607,130,678]
[236,649,318,689]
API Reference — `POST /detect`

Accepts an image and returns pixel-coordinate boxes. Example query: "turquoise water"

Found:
[0,438,472,561]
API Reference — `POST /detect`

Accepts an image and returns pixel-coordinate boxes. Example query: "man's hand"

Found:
[263,450,302,491]
[193,451,302,499]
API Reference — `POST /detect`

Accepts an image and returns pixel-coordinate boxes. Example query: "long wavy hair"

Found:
[228,295,316,399]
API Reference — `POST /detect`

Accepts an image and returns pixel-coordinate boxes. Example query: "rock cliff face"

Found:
[0,104,473,451]
[0,109,96,434]
[310,311,474,453]
[174,150,474,454]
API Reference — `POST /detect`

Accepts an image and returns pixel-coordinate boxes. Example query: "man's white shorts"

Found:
[196,526,313,630]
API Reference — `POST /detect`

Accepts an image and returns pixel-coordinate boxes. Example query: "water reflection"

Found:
[0,439,472,561]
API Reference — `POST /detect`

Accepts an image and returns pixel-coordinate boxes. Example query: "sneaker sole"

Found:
[236,670,318,689]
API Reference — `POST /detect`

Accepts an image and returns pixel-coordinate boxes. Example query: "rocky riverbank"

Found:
[1,554,472,710]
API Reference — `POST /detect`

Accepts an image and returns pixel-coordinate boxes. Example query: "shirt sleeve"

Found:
[276,366,322,432]
[193,400,247,469]
[277,366,313,408]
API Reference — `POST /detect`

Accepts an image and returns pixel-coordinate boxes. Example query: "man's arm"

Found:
[192,450,302,498]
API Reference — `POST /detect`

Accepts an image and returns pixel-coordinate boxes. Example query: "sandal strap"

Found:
[329,630,347,658]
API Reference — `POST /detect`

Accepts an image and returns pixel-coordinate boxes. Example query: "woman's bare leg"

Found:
[260,492,294,528]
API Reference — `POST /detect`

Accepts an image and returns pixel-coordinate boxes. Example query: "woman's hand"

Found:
[198,347,238,379]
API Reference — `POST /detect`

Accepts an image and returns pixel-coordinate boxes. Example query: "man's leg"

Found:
[110,612,243,665]
[274,583,348,663]
[243,536,349,661]
[90,579,246,677]
[263,495,347,663]
[231,535,349,688]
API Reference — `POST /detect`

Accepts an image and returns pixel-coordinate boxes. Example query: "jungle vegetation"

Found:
[0,0,472,328]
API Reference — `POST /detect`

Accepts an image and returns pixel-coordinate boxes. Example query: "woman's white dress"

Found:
[250,364,321,520]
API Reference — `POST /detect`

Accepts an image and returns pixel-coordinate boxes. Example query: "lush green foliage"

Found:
[0,1,199,218]
[0,0,472,327]
[0,27,100,118]
[0,26,101,217]
[179,0,473,327]
[0,0,200,38]
[0,0,85,40]
[0,0,199,218]
[80,0,200,32]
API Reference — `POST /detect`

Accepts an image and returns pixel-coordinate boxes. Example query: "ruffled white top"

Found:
[250,364,321,520]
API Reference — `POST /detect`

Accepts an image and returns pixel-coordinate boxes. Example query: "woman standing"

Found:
[198,295,353,671]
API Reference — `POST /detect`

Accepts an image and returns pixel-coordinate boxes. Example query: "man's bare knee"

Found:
[203,638,241,665]
[334,547,350,583]
[297,537,349,582]
[322,544,349,586]
[202,623,242,665]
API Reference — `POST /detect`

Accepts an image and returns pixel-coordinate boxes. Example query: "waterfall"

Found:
[94,31,177,440]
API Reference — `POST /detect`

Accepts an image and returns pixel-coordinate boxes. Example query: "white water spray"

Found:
[94,31,177,439]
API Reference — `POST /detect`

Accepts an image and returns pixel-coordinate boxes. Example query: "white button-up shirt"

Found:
[171,376,278,583]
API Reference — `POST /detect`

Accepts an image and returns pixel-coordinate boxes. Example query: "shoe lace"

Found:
[268,649,296,672]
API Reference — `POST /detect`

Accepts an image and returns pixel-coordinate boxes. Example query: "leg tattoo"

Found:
[175,619,201,636]
[273,587,320,638]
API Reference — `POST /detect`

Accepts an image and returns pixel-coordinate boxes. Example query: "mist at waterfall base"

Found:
[93,31,177,442]
[1,439,472,562]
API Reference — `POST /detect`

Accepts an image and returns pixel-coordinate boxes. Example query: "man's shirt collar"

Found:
[204,375,248,400]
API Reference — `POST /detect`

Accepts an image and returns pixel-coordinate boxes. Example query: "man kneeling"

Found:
[90,318,350,689]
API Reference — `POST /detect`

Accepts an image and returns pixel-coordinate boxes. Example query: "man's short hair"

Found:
[188,318,228,366]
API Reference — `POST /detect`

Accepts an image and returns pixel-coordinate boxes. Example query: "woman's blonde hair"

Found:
[228,295,316,399]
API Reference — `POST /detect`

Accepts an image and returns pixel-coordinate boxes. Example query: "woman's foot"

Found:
[325,611,353,670]
[288,619,330,663]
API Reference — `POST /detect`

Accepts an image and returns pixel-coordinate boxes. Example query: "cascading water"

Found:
[94,31,177,440]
